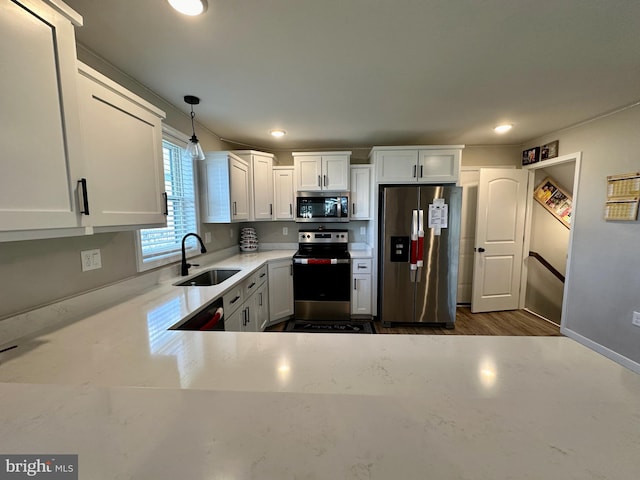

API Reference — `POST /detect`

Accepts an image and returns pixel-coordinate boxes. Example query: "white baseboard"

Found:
[561,326,640,374]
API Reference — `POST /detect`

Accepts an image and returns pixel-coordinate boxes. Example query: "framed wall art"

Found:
[522,146,540,166]
[541,140,559,160]
[534,176,572,228]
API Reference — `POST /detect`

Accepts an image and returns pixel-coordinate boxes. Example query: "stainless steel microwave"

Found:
[295,192,349,223]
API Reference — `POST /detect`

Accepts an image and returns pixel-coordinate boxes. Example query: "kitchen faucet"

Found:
[181,233,207,276]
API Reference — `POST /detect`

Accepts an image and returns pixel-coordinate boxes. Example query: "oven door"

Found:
[293,258,351,320]
[295,193,349,223]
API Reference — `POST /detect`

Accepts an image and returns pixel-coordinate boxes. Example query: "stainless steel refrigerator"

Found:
[378,185,462,328]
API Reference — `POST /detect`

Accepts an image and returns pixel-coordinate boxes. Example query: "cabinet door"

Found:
[268,260,294,321]
[350,166,371,220]
[322,155,350,190]
[273,168,295,220]
[250,283,270,332]
[296,156,322,191]
[252,154,274,220]
[77,66,166,228]
[375,150,419,183]
[0,0,84,232]
[352,274,372,316]
[225,307,244,332]
[418,149,461,183]
[230,157,250,221]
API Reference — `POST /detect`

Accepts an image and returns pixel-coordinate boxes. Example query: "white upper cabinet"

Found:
[199,152,250,223]
[350,166,372,220]
[233,150,274,221]
[273,167,295,220]
[372,146,463,184]
[0,0,85,236]
[77,63,166,228]
[293,152,351,191]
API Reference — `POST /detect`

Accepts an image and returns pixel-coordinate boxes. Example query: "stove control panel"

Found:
[298,230,348,244]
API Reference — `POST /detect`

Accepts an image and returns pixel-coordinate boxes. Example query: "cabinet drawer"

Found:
[352,259,372,274]
[223,285,244,315]
[244,265,268,298]
[254,265,268,287]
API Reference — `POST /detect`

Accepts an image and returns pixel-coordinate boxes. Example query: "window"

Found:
[136,126,199,271]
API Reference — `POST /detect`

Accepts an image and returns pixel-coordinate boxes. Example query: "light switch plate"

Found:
[632,311,640,327]
[204,232,211,244]
[81,249,102,272]
[283,227,288,236]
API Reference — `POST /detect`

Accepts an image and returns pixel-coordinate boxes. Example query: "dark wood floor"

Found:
[267,307,561,336]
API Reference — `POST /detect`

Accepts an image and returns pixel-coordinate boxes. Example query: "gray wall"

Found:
[525,104,640,365]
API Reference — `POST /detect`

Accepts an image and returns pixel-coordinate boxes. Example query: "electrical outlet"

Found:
[632,311,640,327]
[283,227,288,236]
[229,228,233,239]
[204,232,211,244]
[81,249,102,272]
[360,226,366,236]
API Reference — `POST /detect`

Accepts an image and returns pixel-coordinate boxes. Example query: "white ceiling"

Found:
[63,0,640,150]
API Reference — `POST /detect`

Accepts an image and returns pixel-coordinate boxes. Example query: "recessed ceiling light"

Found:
[494,124,513,134]
[167,0,208,16]
[269,129,287,138]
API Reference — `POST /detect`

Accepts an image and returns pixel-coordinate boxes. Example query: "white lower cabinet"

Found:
[247,282,269,332]
[224,265,269,332]
[224,307,244,332]
[268,259,294,323]
[351,258,372,316]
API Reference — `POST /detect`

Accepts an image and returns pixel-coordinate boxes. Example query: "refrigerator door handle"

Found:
[417,209,425,267]
[410,210,418,282]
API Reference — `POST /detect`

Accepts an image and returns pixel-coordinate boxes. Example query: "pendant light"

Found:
[184,95,205,160]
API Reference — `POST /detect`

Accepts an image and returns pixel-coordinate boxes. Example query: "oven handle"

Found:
[293,258,351,265]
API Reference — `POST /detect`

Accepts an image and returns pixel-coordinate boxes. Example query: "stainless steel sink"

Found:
[174,269,241,286]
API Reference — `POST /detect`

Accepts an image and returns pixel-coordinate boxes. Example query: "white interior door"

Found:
[472,169,529,312]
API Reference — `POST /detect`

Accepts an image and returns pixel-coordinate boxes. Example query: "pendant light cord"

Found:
[190,106,197,141]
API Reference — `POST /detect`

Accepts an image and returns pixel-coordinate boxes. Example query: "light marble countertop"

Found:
[1,248,639,478]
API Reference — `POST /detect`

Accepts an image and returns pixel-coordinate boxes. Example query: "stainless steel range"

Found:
[293,228,351,320]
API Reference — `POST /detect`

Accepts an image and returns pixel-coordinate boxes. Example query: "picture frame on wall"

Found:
[533,176,572,229]
[541,140,559,160]
[522,146,540,166]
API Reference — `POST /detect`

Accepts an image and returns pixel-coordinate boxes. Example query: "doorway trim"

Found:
[519,151,582,328]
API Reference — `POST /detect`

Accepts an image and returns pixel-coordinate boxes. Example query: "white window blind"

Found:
[136,128,199,271]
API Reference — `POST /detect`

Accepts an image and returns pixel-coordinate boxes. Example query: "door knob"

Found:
[475,247,486,252]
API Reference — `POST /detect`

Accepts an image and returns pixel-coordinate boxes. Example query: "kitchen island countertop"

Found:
[1,249,639,478]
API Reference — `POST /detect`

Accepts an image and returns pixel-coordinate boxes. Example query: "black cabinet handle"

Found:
[420,165,424,177]
[248,282,256,290]
[230,295,240,304]
[162,192,168,215]
[413,165,417,178]
[323,175,327,187]
[317,175,321,187]
[259,273,266,278]
[78,178,90,215]
[269,204,273,215]
[289,203,293,215]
